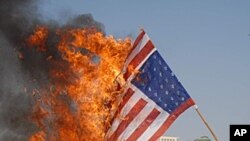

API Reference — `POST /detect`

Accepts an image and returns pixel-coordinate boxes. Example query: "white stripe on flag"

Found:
[117,85,168,140]
[118,100,154,140]
[107,89,141,135]
[125,33,150,68]
[137,112,169,141]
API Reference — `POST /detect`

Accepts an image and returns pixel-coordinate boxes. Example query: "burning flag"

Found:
[0,1,217,141]
[106,30,195,141]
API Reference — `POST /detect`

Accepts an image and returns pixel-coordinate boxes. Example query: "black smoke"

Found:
[0,0,105,140]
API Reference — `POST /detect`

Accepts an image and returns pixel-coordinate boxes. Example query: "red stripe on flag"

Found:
[149,98,195,141]
[118,88,134,112]
[126,108,160,141]
[110,88,134,126]
[124,40,155,80]
[108,99,147,141]
[131,30,145,51]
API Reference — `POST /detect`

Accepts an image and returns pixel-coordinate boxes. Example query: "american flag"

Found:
[106,30,195,141]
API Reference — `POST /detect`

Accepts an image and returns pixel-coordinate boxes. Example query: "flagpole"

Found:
[194,105,219,141]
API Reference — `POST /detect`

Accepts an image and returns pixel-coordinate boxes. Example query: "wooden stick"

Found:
[194,105,219,141]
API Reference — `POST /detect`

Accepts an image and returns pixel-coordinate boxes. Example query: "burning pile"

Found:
[27,27,132,141]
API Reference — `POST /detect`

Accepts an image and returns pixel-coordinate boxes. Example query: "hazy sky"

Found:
[38,1,250,140]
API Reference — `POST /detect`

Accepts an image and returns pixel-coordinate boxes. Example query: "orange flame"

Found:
[26,26,48,52]
[29,131,46,141]
[28,27,132,141]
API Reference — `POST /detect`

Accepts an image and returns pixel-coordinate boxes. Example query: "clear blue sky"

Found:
[38,1,250,140]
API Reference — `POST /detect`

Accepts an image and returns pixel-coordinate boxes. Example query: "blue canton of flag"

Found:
[132,51,191,114]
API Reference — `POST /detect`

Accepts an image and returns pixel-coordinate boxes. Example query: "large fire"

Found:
[26,26,132,141]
